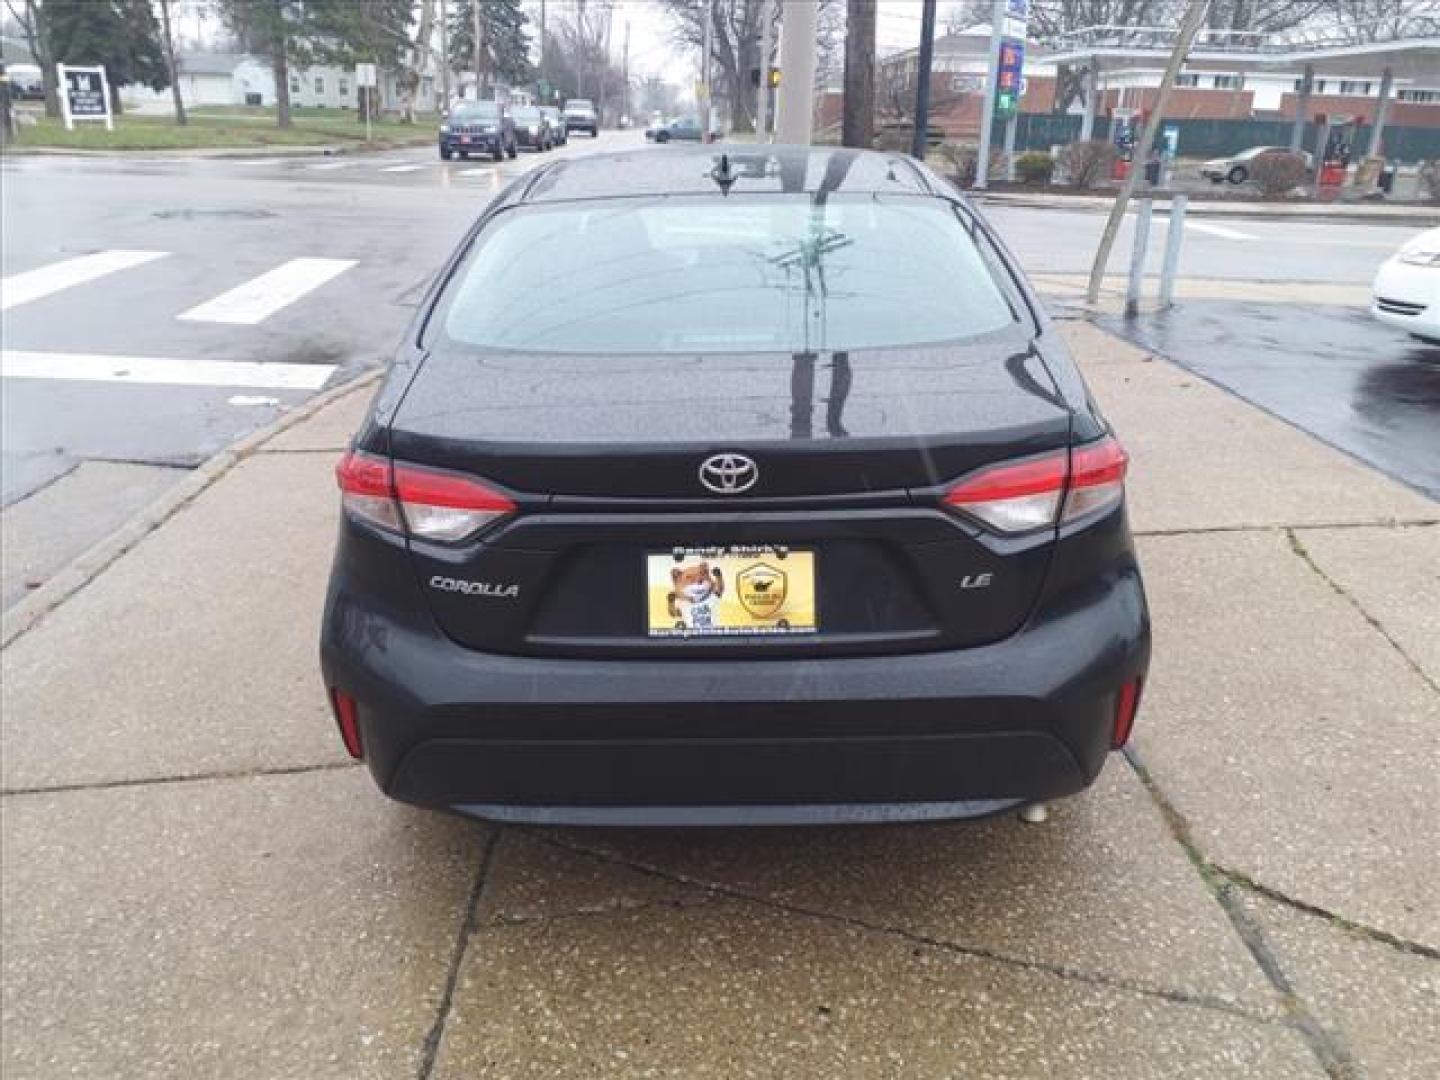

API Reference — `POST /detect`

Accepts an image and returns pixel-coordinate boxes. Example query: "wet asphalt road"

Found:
[1103,303,1440,500]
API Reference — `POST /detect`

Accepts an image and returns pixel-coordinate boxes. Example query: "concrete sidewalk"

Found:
[2,323,1436,1079]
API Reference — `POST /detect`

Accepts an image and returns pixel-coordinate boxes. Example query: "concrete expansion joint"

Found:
[1283,527,1440,696]
[1136,518,1440,539]
[1212,865,1440,963]
[1123,747,1362,1079]
[417,828,503,1080]
[487,893,720,929]
[0,759,360,799]
[527,830,1279,1028]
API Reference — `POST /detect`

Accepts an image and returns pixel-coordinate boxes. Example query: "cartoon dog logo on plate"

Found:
[668,561,724,630]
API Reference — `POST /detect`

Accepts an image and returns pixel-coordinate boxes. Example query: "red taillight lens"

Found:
[335,450,515,543]
[329,687,364,759]
[942,436,1128,535]
[943,449,1068,533]
[1063,436,1128,525]
[1112,677,1142,749]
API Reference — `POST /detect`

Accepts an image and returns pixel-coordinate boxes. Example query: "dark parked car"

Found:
[563,98,598,137]
[653,116,704,143]
[439,101,516,162]
[511,106,552,152]
[322,145,1151,826]
[540,105,567,146]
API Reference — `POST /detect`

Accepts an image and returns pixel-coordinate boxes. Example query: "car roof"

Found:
[515,145,940,205]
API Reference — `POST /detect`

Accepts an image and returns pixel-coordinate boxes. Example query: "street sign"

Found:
[994,37,1025,117]
[58,64,112,131]
[355,63,377,88]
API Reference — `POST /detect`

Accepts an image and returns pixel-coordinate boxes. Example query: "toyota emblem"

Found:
[699,453,758,494]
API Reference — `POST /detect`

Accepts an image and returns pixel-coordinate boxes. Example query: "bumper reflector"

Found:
[1112,677,1143,749]
[329,688,364,759]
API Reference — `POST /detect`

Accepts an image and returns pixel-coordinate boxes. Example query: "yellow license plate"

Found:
[647,546,817,638]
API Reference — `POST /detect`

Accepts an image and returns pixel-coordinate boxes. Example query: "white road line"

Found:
[378,163,427,173]
[1,350,335,390]
[460,167,495,178]
[1185,220,1259,241]
[1,250,169,312]
[306,161,355,171]
[177,257,357,325]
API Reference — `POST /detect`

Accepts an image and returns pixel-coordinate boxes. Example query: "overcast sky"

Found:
[571,1,968,85]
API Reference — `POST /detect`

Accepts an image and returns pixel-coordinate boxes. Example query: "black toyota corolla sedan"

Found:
[320,146,1150,826]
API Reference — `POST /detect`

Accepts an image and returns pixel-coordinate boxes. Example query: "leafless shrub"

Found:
[1250,150,1308,197]
[1058,140,1117,190]
[935,142,1007,188]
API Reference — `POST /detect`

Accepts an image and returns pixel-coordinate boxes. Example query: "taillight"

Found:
[1063,436,1128,525]
[942,436,1127,535]
[1112,677,1143,749]
[335,450,516,543]
[329,687,364,759]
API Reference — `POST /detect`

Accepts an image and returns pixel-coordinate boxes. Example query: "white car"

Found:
[1371,227,1440,344]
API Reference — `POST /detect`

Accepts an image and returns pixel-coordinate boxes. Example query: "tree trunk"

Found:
[274,49,292,127]
[159,0,187,125]
[22,0,61,118]
[109,81,124,116]
[472,0,484,98]
[842,0,876,148]
[398,0,435,124]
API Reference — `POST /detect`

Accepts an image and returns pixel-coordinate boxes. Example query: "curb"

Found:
[971,193,1440,226]
[0,370,382,650]
[2,141,433,159]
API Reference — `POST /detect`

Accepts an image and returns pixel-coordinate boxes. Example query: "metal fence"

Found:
[985,115,1440,163]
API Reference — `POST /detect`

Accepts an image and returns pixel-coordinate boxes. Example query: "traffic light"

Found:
[768,67,781,89]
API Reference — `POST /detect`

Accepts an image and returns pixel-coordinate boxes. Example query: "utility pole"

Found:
[841,0,875,148]
[621,20,630,127]
[974,0,1004,185]
[440,0,450,109]
[601,9,612,125]
[910,0,936,159]
[756,0,773,138]
[472,0,483,99]
[539,0,547,100]
[775,0,818,144]
[700,0,712,140]
[1086,0,1209,305]
[577,0,587,99]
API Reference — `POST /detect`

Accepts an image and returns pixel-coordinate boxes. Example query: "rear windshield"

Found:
[452,104,498,120]
[434,196,1018,354]
[514,107,541,121]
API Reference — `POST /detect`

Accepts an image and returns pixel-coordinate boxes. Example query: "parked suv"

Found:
[439,101,517,162]
[511,105,552,152]
[563,98,599,137]
[321,146,1151,826]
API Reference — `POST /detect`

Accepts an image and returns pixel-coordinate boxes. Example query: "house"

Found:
[121,52,439,113]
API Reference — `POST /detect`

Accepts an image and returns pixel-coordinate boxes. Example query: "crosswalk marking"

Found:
[177,257,357,325]
[2,251,169,312]
[379,163,427,173]
[1185,221,1258,241]
[460,167,495,178]
[306,161,355,171]
[1,349,336,390]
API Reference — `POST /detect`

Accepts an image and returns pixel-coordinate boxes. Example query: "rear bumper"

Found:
[321,540,1150,825]
[441,134,502,153]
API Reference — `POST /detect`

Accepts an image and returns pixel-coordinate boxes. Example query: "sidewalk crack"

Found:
[1213,865,1440,962]
[0,759,361,797]
[417,827,503,1080]
[1285,527,1438,695]
[528,830,1278,1027]
[1122,746,1360,1079]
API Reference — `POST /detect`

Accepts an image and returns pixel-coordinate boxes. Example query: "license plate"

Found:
[459,135,471,144]
[647,546,817,638]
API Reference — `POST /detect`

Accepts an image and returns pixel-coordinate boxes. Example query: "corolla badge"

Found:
[699,453,759,494]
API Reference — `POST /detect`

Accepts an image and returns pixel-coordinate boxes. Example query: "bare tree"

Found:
[158,0,186,125]
[4,0,59,116]
[396,0,434,122]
